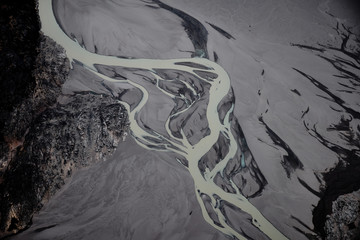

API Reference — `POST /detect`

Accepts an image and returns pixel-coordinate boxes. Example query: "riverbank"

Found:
[0,1,128,238]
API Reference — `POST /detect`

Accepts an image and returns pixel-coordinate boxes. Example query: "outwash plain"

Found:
[0,0,359,239]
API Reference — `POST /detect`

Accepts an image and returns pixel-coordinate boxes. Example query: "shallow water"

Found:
[14,0,360,239]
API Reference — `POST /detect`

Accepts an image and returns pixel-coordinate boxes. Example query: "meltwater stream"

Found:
[38,0,287,239]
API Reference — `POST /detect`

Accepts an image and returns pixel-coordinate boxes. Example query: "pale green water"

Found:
[38,0,288,239]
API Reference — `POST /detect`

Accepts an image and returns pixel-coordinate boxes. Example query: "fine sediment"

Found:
[1,0,360,239]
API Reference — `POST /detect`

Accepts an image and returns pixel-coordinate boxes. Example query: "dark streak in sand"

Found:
[34,224,57,233]
[290,89,301,96]
[293,68,360,119]
[301,106,309,119]
[290,43,325,53]
[259,116,304,178]
[297,177,321,197]
[206,22,235,40]
[213,52,219,62]
[151,0,209,58]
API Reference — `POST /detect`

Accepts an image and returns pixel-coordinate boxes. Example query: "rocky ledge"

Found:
[0,8,128,239]
[325,190,360,240]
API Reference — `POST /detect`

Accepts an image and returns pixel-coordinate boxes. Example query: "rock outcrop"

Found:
[0,0,40,134]
[325,190,360,240]
[0,3,128,238]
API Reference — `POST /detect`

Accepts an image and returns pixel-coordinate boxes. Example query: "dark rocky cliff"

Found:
[0,1,128,238]
[0,0,39,134]
[324,190,360,240]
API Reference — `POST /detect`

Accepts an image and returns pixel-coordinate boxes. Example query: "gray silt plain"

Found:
[13,0,360,239]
